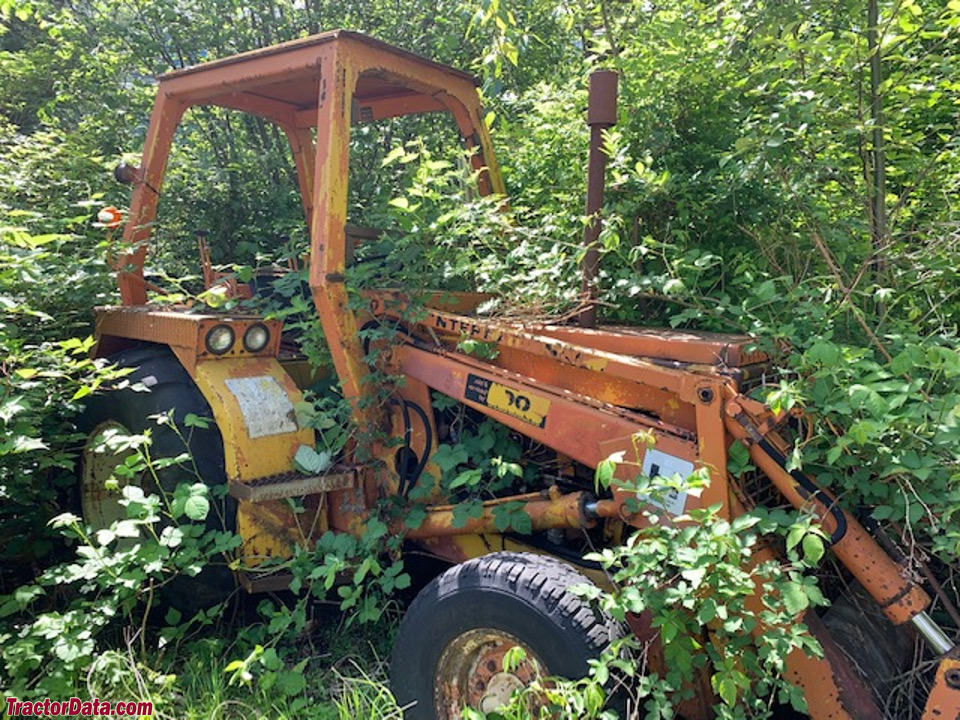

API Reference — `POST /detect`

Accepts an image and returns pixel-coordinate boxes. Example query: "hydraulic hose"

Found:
[387,398,433,498]
[726,400,932,626]
[755,437,848,545]
[387,398,413,497]
[403,400,433,495]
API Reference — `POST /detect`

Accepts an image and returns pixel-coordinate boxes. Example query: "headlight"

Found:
[243,323,271,353]
[205,324,235,355]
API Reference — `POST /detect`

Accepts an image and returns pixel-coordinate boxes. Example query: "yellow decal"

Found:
[465,373,549,428]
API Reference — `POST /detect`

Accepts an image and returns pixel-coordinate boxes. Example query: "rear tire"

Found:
[78,345,236,613]
[390,552,623,719]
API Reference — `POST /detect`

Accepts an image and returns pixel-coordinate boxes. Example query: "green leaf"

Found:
[393,573,411,590]
[786,526,804,551]
[49,512,80,528]
[825,444,845,465]
[596,458,617,488]
[805,341,840,366]
[502,40,519,66]
[727,441,753,475]
[114,520,140,538]
[160,526,184,547]
[801,534,824,564]
[451,500,483,528]
[754,279,776,303]
[781,581,809,615]
[502,645,527,672]
[849,385,887,417]
[381,146,407,167]
[681,567,706,589]
[403,504,427,530]
[714,674,738,706]
[663,278,685,295]
[449,467,483,490]
[510,509,532,534]
[293,445,333,474]
[697,598,718,624]
[184,494,210,521]
[260,648,282,671]
[871,505,894,521]
[277,670,306,696]
[184,413,211,429]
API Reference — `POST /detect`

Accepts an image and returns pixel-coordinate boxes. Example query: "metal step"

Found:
[238,570,293,594]
[228,466,355,502]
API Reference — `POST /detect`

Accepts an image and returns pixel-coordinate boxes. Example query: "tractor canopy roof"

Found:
[154,29,482,128]
[115,29,502,306]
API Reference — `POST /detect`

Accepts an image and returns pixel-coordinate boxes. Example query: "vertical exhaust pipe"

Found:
[579,69,619,328]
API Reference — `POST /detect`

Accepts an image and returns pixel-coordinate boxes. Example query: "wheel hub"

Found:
[480,672,525,713]
[80,421,133,528]
[434,628,545,719]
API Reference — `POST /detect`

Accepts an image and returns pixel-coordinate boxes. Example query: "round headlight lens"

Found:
[205,324,235,355]
[243,323,271,353]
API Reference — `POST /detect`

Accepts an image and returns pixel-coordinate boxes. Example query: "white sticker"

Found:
[639,449,695,516]
[224,376,298,438]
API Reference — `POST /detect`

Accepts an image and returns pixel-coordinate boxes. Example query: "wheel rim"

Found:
[80,421,135,528]
[434,628,547,718]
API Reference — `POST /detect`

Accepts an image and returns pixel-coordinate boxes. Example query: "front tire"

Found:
[78,344,236,612]
[390,552,623,719]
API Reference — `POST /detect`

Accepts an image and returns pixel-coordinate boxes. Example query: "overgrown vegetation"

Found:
[2,0,960,716]
[472,466,828,720]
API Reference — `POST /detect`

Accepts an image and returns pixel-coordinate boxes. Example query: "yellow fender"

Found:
[192,357,322,566]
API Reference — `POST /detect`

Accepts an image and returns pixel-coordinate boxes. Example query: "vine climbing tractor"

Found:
[80,29,960,719]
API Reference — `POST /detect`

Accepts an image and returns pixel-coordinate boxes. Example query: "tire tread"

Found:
[391,551,622,718]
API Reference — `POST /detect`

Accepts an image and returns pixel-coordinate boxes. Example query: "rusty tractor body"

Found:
[82,30,960,719]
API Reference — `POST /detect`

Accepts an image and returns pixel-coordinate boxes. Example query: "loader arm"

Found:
[723,393,960,719]
[367,291,959,718]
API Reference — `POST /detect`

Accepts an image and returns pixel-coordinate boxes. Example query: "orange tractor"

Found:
[79,30,960,719]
